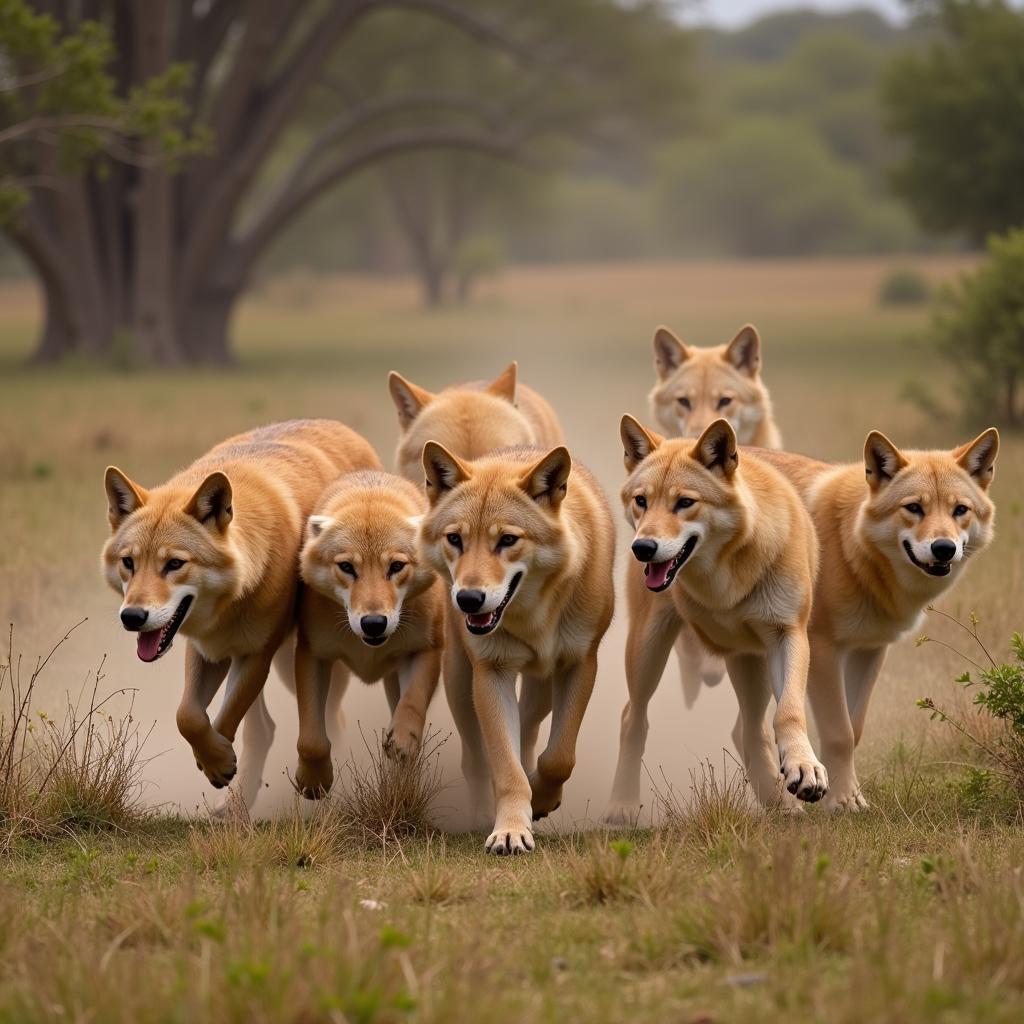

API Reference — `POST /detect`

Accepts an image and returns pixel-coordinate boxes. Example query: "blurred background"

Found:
[1,0,1022,824]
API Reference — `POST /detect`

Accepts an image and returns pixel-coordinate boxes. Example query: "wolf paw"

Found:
[484,825,535,855]
[602,802,641,828]
[294,755,333,800]
[383,723,420,762]
[778,747,829,803]
[529,774,563,821]
[195,733,237,789]
[824,789,869,814]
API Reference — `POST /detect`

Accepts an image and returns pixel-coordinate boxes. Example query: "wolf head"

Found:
[859,429,998,587]
[300,474,433,647]
[419,443,571,637]
[101,468,238,662]
[620,415,745,593]
[648,324,775,444]
[388,363,535,482]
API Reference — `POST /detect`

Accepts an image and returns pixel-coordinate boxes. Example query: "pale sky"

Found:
[693,0,907,28]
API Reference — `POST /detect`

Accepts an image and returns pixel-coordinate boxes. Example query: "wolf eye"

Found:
[634,495,647,510]
[388,560,407,577]
[953,504,969,517]
[445,533,462,550]
[904,503,923,515]
[675,497,696,511]
[337,561,357,577]
[164,558,185,573]
[121,557,134,572]
[497,534,519,549]
[717,397,733,410]
[677,397,691,410]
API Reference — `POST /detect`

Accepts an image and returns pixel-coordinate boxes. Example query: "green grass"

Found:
[2,256,1022,1021]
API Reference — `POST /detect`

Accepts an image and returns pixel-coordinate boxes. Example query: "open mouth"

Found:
[644,535,699,592]
[902,540,952,578]
[465,573,523,636]
[136,595,193,663]
[361,635,387,648]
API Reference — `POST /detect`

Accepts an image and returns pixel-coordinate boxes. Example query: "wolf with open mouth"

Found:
[101,419,380,812]
[605,416,828,826]
[420,442,616,855]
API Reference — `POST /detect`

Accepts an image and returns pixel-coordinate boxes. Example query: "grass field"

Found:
[2,256,1022,1022]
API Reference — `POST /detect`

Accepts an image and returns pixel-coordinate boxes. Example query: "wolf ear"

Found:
[520,446,571,509]
[307,515,335,539]
[620,415,663,472]
[185,471,233,530]
[692,419,739,479]
[954,428,999,489]
[485,362,517,404]
[389,372,435,430]
[724,324,761,376]
[653,326,689,381]
[104,467,147,531]
[422,442,470,504]
[864,431,908,490]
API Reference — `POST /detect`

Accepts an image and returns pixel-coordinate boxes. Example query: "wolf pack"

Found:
[100,326,999,854]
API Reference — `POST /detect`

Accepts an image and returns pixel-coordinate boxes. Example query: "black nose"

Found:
[931,539,957,563]
[360,614,388,638]
[456,589,486,613]
[120,607,148,631]
[631,538,659,562]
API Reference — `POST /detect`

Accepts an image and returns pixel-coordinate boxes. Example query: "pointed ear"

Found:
[653,326,689,381]
[389,371,435,430]
[422,441,470,504]
[185,471,233,530]
[307,515,335,539]
[620,415,663,472]
[691,419,739,479]
[520,446,571,509]
[724,324,761,376]
[955,428,999,489]
[485,362,517,404]
[864,431,908,490]
[104,467,147,531]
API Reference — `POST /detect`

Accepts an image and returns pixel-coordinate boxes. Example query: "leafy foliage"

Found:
[0,0,201,222]
[884,0,1024,240]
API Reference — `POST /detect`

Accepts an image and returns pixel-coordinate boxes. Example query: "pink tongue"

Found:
[644,560,672,590]
[136,629,163,663]
[467,612,493,628]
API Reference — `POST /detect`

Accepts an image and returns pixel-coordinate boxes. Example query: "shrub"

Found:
[453,235,504,304]
[878,268,930,306]
[929,228,1024,429]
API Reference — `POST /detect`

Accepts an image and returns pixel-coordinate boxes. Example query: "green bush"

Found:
[878,268,930,306]
[930,228,1024,429]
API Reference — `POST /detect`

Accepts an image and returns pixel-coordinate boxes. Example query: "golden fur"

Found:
[420,444,615,854]
[292,471,444,797]
[101,420,379,811]
[753,429,999,811]
[605,417,826,824]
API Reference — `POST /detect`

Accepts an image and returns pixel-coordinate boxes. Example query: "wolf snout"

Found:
[359,614,388,638]
[120,606,149,631]
[456,588,487,613]
[930,539,957,563]
[631,538,659,562]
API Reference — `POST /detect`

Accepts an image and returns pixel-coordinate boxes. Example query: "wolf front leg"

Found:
[766,626,828,802]
[529,648,599,821]
[293,637,335,799]
[518,676,552,775]
[472,661,534,854]
[444,632,492,828]
[604,579,681,826]
[177,643,235,788]
[844,646,887,747]
[384,646,441,761]
[808,638,867,812]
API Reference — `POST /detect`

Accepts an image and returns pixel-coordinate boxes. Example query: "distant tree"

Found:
[884,0,1024,241]
[2,1,676,365]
